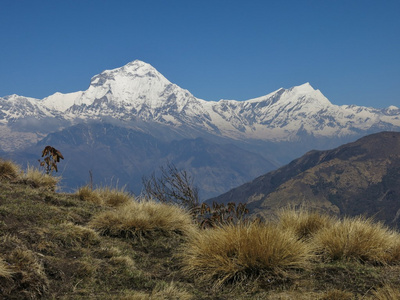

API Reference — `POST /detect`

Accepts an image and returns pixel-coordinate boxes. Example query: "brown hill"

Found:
[209,131,400,227]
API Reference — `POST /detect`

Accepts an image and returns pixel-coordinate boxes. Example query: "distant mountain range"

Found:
[209,131,400,227]
[1,60,399,198]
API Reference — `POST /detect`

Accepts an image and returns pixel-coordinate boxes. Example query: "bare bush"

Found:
[142,162,199,210]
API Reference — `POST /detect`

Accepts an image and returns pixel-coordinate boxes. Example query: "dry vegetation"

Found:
[1,159,400,299]
[89,200,196,238]
[77,185,133,207]
[181,222,312,286]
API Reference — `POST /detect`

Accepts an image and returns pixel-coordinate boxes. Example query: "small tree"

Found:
[142,162,199,210]
[193,202,250,228]
[38,146,64,175]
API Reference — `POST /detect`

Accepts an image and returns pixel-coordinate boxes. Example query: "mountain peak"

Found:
[89,60,169,87]
[119,60,161,77]
[287,82,316,94]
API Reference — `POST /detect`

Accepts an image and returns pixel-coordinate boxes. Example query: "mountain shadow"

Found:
[208,131,400,228]
[9,122,276,199]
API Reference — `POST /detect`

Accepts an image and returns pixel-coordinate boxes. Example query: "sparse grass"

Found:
[150,282,193,300]
[0,257,13,278]
[369,285,400,299]
[313,216,398,264]
[22,165,60,190]
[0,247,49,299]
[99,186,133,207]
[320,289,354,300]
[277,206,335,240]
[76,185,103,205]
[76,185,133,207]
[89,200,196,238]
[0,159,20,181]
[181,222,313,286]
[49,222,100,247]
[385,232,400,264]
[2,158,400,299]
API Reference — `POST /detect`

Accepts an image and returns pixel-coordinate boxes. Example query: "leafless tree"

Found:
[142,162,199,210]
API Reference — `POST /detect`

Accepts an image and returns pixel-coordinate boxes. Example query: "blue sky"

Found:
[0,0,399,108]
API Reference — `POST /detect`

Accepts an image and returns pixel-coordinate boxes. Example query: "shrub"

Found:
[142,162,199,210]
[181,222,312,286]
[194,202,250,228]
[313,216,395,264]
[22,165,60,190]
[277,206,335,240]
[89,200,196,238]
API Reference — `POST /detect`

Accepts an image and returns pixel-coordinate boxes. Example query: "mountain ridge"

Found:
[1,60,399,152]
[1,60,399,198]
[208,131,400,227]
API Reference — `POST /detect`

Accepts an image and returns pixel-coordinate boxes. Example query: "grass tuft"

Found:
[151,282,193,300]
[320,289,354,300]
[313,216,397,264]
[99,186,133,207]
[181,222,312,286]
[277,206,335,240]
[0,257,13,278]
[76,186,133,207]
[1,248,49,299]
[0,159,20,181]
[22,165,60,190]
[76,185,103,205]
[89,200,196,238]
[50,222,100,247]
[369,285,400,299]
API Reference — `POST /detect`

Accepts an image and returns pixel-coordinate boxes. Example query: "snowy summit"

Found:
[0,60,399,151]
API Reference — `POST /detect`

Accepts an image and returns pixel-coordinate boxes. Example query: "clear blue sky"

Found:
[0,0,399,108]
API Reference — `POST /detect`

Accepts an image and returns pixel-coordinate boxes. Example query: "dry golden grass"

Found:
[385,232,400,264]
[115,282,192,300]
[181,222,312,286]
[0,159,20,180]
[99,186,133,207]
[369,285,400,299]
[320,289,354,300]
[22,165,60,189]
[77,186,133,207]
[150,282,193,300]
[50,222,100,247]
[0,257,13,278]
[77,185,103,205]
[313,216,396,264]
[89,200,196,238]
[277,206,335,240]
[1,248,49,299]
[3,159,400,298]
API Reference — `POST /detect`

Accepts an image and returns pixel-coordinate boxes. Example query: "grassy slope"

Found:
[0,167,400,299]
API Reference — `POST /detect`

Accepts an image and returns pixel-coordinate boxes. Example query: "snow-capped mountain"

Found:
[1,60,399,151]
[1,60,399,198]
